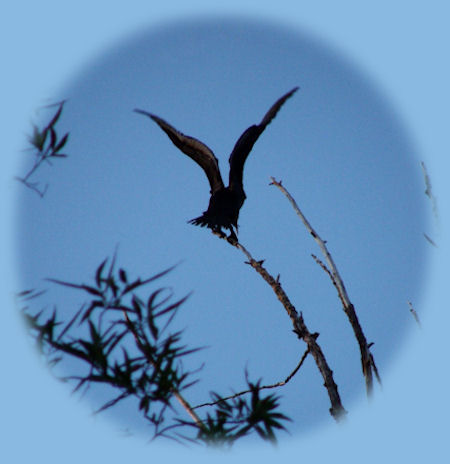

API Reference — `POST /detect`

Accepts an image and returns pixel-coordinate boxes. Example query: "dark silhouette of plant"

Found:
[193,379,290,445]
[19,256,291,445]
[16,100,69,197]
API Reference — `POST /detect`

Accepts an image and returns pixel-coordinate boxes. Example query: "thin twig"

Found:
[408,301,421,328]
[423,233,437,248]
[420,161,439,247]
[270,177,379,396]
[194,348,310,409]
[421,161,438,220]
[14,176,48,198]
[234,241,346,422]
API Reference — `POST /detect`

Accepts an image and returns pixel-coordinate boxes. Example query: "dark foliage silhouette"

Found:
[19,257,290,445]
[16,100,69,197]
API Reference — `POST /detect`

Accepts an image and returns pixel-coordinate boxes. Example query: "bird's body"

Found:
[135,87,298,241]
[189,186,245,238]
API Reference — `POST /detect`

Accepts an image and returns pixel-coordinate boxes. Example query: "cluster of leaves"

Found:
[21,257,198,440]
[194,379,290,446]
[19,256,290,445]
[16,100,69,197]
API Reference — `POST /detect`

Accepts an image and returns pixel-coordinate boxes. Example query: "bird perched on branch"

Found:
[134,87,298,243]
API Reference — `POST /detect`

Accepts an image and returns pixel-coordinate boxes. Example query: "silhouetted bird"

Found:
[134,87,298,242]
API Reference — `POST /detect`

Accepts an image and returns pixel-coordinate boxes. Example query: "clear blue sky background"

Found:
[2,1,449,463]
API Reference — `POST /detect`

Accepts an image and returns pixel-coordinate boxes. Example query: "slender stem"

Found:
[270,177,379,395]
[194,348,310,409]
[408,301,421,328]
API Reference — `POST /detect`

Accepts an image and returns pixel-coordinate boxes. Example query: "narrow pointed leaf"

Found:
[95,258,108,287]
[44,102,64,132]
[49,127,57,149]
[53,132,69,153]
[119,268,127,283]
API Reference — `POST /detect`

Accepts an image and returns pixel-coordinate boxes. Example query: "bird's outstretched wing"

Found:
[134,109,225,194]
[228,87,299,191]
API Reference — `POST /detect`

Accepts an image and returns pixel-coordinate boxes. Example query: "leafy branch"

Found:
[19,256,291,445]
[16,100,69,197]
[22,257,203,441]
[191,378,291,446]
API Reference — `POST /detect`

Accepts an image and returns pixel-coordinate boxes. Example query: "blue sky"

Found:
[2,1,450,463]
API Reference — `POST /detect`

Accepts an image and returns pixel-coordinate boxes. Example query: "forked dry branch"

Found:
[270,177,381,395]
[234,241,347,422]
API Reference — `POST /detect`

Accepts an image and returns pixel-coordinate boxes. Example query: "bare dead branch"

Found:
[234,241,346,422]
[194,348,310,409]
[270,177,379,396]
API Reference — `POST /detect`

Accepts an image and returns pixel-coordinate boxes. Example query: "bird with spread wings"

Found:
[134,87,298,243]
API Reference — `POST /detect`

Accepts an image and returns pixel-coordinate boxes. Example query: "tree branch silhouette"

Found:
[16,100,69,197]
[233,241,346,422]
[270,177,380,396]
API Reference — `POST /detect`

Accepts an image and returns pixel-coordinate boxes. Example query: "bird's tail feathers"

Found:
[188,215,209,228]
